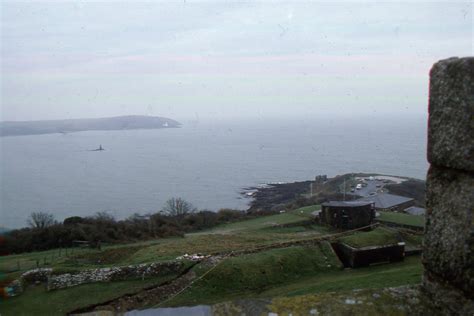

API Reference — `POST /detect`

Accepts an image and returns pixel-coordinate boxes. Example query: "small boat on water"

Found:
[92,145,104,151]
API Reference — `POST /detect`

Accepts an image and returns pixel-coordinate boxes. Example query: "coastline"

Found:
[241,173,426,213]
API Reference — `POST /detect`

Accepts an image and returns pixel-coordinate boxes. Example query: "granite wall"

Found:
[47,261,185,290]
[422,57,474,315]
[6,261,187,296]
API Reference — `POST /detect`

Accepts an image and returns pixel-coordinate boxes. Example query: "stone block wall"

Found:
[5,268,52,296]
[47,261,185,290]
[422,57,474,315]
[6,261,187,295]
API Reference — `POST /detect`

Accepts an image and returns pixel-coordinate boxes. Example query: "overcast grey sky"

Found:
[1,1,472,121]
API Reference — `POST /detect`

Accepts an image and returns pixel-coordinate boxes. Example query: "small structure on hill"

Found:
[333,228,405,268]
[314,175,328,183]
[320,201,375,229]
[358,193,414,212]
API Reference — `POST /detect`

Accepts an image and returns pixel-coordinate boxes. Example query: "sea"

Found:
[0,116,429,228]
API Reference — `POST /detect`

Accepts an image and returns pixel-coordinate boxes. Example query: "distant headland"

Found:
[0,115,181,137]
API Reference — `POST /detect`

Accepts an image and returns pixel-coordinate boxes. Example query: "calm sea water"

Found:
[0,117,428,228]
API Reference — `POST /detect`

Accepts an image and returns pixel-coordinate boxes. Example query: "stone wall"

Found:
[7,261,187,295]
[47,261,185,290]
[422,57,474,315]
[5,268,52,296]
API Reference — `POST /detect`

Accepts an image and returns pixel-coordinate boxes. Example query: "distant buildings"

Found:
[358,193,414,212]
[320,201,375,229]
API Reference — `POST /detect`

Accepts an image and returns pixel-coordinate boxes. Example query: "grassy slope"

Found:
[167,243,342,306]
[338,228,400,248]
[1,205,424,314]
[0,275,177,316]
[261,255,422,297]
[0,207,321,276]
[0,241,164,277]
[201,211,312,234]
[0,207,327,308]
[378,211,425,227]
[168,254,422,306]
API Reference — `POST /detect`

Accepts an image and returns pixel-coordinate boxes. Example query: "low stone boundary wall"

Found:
[47,261,185,290]
[5,268,52,296]
[6,261,187,295]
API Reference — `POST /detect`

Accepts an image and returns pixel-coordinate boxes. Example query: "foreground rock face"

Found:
[423,57,474,315]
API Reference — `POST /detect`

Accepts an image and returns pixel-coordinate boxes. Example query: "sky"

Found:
[1,1,472,122]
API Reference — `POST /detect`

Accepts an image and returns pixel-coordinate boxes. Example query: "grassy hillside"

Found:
[338,228,400,248]
[0,205,424,315]
[168,243,342,306]
[0,275,178,316]
[377,211,425,228]
[261,255,422,297]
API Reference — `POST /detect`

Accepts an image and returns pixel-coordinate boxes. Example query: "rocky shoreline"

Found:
[241,180,315,213]
[241,173,426,213]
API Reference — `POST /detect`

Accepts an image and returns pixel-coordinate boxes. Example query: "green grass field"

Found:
[167,243,342,306]
[0,207,324,276]
[199,206,319,234]
[0,205,425,315]
[0,274,177,316]
[260,255,422,297]
[167,254,422,306]
[338,227,400,248]
[377,211,425,228]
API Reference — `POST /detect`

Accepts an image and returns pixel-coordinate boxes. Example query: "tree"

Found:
[161,197,196,217]
[63,216,85,226]
[27,212,56,229]
[93,211,115,223]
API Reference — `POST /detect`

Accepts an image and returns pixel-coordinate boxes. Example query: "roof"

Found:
[322,200,374,208]
[358,193,414,209]
[404,206,426,216]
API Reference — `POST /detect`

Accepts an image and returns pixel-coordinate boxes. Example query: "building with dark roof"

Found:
[320,201,375,230]
[358,193,414,212]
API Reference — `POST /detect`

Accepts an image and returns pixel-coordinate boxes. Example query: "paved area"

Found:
[347,179,386,197]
